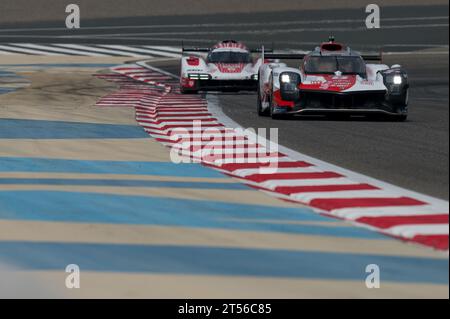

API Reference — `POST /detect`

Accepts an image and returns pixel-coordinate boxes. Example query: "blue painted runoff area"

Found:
[0,88,17,95]
[0,190,385,239]
[0,119,148,139]
[0,178,248,190]
[0,241,447,284]
[0,71,25,77]
[0,157,226,178]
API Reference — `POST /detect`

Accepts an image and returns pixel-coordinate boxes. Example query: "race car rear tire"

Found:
[180,87,198,94]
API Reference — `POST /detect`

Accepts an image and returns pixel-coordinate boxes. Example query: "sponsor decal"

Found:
[216,63,245,73]
[301,75,356,92]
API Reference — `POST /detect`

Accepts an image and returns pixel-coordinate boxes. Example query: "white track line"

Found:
[0,49,24,55]
[146,46,182,53]
[90,23,449,38]
[52,43,147,57]
[388,224,449,237]
[292,190,405,203]
[98,45,180,58]
[0,16,447,33]
[10,43,109,57]
[0,44,61,56]
[332,205,447,220]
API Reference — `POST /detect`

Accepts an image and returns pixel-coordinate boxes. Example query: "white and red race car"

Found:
[180,40,265,93]
[257,37,409,120]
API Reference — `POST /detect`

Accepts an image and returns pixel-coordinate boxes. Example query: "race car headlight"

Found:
[279,72,301,86]
[384,71,407,86]
[393,75,403,85]
[251,74,259,80]
[281,74,292,83]
[279,72,301,101]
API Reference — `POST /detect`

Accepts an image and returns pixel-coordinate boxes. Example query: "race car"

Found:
[180,40,266,93]
[257,37,409,120]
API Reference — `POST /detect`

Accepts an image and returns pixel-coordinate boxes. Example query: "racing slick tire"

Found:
[390,88,409,121]
[180,87,198,94]
[257,85,269,116]
[394,114,408,122]
[269,94,287,120]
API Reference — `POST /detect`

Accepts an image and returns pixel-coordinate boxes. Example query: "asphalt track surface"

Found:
[0,4,448,52]
[1,4,448,199]
[157,60,448,203]
[157,53,449,199]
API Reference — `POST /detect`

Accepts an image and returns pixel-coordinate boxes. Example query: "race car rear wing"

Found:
[250,44,274,54]
[361,50,384,63]
[263,51,384,63]
[181,42,274,55]
[264,53,307,60]
[259,44,306,60]
[181,43,211,53]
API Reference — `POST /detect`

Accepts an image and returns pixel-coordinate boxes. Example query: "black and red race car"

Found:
[257,37,409,120]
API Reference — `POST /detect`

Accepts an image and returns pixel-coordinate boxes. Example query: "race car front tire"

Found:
[390,88,409,121]
[394,114,408,121]
[269,94,286,120]
[257,86,269,116]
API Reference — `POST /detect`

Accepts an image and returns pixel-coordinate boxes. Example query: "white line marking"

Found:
[332,205,448,220]
[1,16,446,33]
[0,49,24,55]
[260,178,360,189]
[292,190,403,203]
[83,23,449,38]
[0,44,61,56]
[10,43,109,57]
[52,43,147,57]
[140,46,182,58]
[384,51,449,56]
[146,46,182,53]
[233,167,321,176]
[97,45,177,58]
[389,224,449,237]
[136,61,181,79]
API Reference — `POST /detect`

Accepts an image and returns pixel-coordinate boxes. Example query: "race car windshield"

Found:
[207,51,252,64]
[304,56,366,76]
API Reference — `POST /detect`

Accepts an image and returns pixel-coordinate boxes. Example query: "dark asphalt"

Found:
[0,5,448,52]
[1,3,448,199]
[220,54,449,200]
[155,51,449,200]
